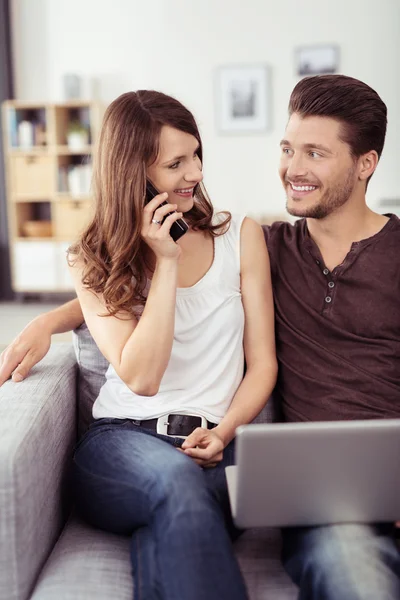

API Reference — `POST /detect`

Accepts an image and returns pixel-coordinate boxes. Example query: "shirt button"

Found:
[325,296,332,303]
[323,268,329,275]
[328,281,335,288]
[316,260,320,265]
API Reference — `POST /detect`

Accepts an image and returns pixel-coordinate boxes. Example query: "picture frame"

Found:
[295,45,340,77]
[215,65,271,134]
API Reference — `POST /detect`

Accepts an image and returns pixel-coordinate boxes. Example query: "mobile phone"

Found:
[145,180,189,242]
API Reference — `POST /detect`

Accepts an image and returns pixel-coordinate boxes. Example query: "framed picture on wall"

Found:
[295,44,339,76]
[215,65,271,133]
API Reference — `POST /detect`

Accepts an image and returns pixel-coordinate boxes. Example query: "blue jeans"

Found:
[282,523,400,599]
[72,418,248,600]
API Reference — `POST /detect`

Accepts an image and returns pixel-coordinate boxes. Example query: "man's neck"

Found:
[305,201,389,272]
[306,203,388,249]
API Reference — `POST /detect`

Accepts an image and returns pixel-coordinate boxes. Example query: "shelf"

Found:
[3,100,50,109]
[15,236,75,242]
[54,193,92,201]
[15,236,54,242]
[12,195,53,203]
[55,145,93,155]
[54,101,93,108]
[5,100,95,109]
[9,147,49,156]
[9,146,93,156]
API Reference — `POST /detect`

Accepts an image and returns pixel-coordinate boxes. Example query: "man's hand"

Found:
[180,428,225,468]
[0,317,52,386]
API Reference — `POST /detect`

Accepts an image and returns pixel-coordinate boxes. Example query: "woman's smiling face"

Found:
[146,125,203,213]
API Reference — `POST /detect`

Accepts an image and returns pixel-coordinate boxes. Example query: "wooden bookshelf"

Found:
[1,100,102,292]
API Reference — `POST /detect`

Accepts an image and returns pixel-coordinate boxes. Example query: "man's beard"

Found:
[286,166,357,220]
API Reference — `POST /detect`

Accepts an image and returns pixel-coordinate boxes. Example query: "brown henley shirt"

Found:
[263,214,400,422]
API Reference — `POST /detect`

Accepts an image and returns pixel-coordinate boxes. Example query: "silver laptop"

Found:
[226,419,400,528]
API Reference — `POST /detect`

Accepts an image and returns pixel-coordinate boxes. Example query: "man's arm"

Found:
[0,298,84,386]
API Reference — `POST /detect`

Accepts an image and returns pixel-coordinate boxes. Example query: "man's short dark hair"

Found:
[288,74,387,161]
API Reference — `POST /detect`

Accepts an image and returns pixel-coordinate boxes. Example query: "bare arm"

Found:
[70,196,183,396]
[214,218,277,444]
[71,256,178,396]
[182,218,277,463]
[0,298,84,386]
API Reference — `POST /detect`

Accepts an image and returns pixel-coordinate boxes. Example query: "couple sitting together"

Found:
[1,73,399,600]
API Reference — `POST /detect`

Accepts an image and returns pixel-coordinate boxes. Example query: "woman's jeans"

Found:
[282,523,400,600]
[72,418,248,600]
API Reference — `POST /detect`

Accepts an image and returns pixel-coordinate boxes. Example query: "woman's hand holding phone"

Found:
[142,192,183,261]
[145,180,189,242]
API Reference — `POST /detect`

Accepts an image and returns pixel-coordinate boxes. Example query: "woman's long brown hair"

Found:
[70,90,231,317]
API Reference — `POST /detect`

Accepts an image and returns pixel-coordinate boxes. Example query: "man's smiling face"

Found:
[279,113,358,219]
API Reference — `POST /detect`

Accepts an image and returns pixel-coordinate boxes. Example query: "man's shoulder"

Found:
[261,218,304,247]
[385,213,400,234]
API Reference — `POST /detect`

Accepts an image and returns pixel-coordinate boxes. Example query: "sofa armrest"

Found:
[0,344,77,600]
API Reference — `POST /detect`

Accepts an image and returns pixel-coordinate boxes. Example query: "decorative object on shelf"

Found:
[10,108,47,149]
[67,163,92,196]
[8,107,18,147]
[33,122,47,146]
[67,120,89,150]
[18,120,34,149]
[63,74,82,100]
[21,220,53,238]
[295,45,339,76]
[215,65,271,133]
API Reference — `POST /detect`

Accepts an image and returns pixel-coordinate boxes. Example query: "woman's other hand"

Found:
[0,316,52,386]
[180,428,225,468]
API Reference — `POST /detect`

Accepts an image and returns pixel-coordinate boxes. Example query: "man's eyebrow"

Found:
[161,144,200,166]
[303,143,332,153]
[279,140,332,154]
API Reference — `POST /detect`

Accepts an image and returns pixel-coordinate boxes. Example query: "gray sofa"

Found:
[0,324,298,600]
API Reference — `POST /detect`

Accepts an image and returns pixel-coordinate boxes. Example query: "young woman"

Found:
[5,90,277,600]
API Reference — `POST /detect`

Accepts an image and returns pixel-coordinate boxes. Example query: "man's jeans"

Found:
[72,418,248,600]
[282,523,400,600]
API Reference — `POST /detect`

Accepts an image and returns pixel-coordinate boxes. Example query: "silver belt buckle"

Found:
[156,413,208,437]
[156,415,170,435]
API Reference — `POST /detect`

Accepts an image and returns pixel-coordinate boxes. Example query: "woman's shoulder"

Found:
[212,210,248,271]
[212,209,246,233]
[213,211,268,261]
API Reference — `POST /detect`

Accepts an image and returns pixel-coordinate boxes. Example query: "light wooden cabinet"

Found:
[11,155,55,197]
[52,200,94,240]
[1,100,102,292]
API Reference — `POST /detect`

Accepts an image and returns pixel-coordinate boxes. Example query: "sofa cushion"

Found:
[30,514,133,600]
[72,323,280,436]
[235,528,297,599]
[30,514,297,600]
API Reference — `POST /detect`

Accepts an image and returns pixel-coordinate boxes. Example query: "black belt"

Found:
[135,413,217,437]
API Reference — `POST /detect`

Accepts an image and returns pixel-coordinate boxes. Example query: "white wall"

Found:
[10,0,400,216]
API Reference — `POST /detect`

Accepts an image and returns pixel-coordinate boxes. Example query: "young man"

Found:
[266,75,400,600]
[1,75,400,599]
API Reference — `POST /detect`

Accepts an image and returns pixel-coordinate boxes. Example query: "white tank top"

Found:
[92,212,246,423]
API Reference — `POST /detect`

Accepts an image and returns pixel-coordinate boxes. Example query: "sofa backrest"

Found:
[72,322,280,437]
[72,323,109,436]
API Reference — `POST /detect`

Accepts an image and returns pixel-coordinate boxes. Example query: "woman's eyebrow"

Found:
[161,145,200,165]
